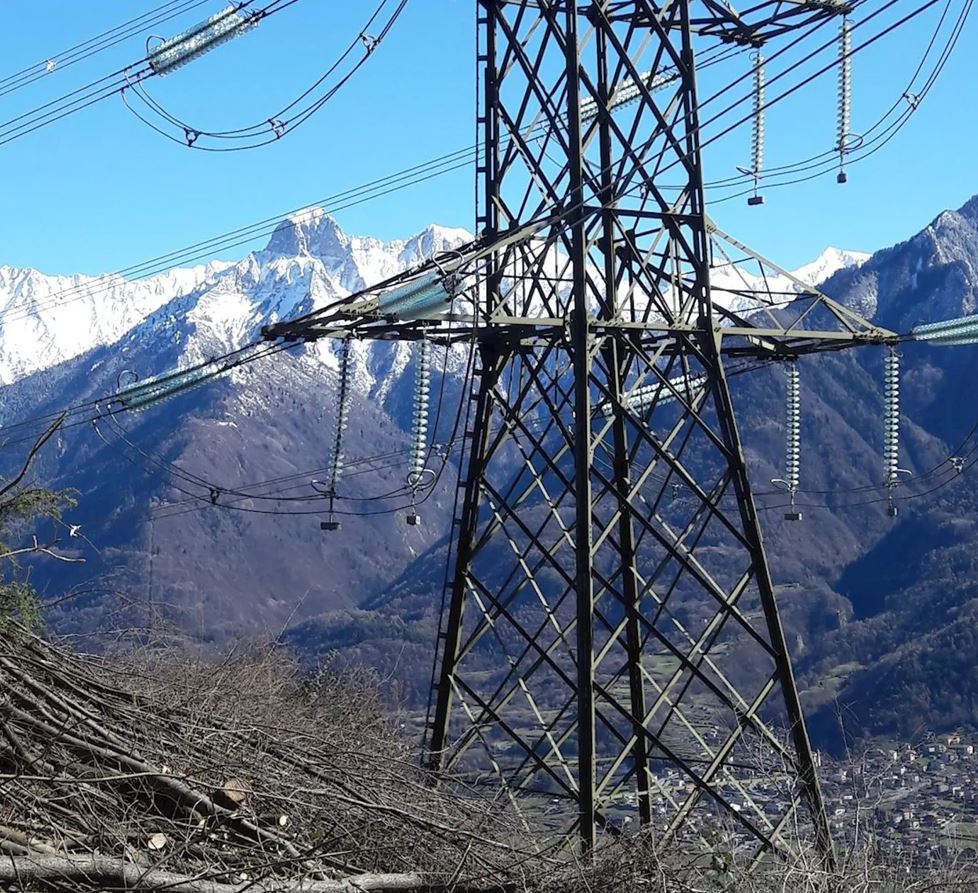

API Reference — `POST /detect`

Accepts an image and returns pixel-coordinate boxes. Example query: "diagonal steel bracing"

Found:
[427,0,839,862]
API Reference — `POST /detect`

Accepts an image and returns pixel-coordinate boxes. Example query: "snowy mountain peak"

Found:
[398,225,473,266]
[264,208,347,259]
[791,246,870,287]
[262,211,473,266]
[0,215,476,388]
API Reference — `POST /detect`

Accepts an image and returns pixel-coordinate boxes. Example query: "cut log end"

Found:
[213,777,252,810]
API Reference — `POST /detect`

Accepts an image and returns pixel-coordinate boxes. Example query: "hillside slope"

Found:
[11,199,978,744]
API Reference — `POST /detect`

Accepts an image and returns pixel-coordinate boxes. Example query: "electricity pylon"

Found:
[422,0,891,861]
[265,0,901,864]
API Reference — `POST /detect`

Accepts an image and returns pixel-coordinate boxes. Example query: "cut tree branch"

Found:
[0,853,513,893]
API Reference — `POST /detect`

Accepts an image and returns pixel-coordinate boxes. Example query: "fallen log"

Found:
[0,852,513,893]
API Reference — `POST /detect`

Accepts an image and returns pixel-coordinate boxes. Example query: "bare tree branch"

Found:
[0,413,67,501]
[0,537,84,563]
[0,854,510,893]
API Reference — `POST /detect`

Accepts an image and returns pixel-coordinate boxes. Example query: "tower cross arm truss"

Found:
[262,216,897,357]
[511,0,852,45]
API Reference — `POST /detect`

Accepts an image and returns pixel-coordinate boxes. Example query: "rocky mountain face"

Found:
[279,201,978,748]
[787,199,978,745]
[7,199,978,748]
[8,211,472,640]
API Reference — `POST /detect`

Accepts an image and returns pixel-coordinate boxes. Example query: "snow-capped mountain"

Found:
[0,209,471,388]
[709,246,869,313]
[12,196,978,749]
[0,209,871,653]
[0,212,864,393]
[0,212,478,642]
[791,246,870,285]
[0,261,231,384]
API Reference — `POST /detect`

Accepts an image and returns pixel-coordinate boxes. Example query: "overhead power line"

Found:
[73,356,864,526]
[0,0,957,337]
[0,0,304,150]
[0,340,288,451]
[0,0,215,101]
[0,0,410,155]
[123,0,412,151]
[0,0,969,863]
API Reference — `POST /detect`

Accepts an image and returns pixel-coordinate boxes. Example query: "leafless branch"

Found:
[0,414,67,502]
[0,537,84,563]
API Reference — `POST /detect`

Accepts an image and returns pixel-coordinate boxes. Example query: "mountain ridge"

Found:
[0,209,864,390]
[13,197,978,748]
[0,217,475,393]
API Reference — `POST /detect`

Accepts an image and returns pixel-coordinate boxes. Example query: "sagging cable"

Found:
[771,362,802,520]
[321,338,353,531]
[406,336,432,526]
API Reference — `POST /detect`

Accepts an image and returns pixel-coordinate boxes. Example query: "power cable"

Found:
[0,0,306,150]
[0,19,936,452]
[0,0,961,486]
[124,357,758,520]
[121,0,411,151]
[0,0,954,333]
[0,148,477,329]
[135,343,476,520]
[0,35,791,326]
[0,0,215,101]
[0,341,295,452]
[126,336,978,525]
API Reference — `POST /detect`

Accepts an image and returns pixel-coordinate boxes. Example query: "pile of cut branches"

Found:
[0,624,542,892]
[10,622,975,893]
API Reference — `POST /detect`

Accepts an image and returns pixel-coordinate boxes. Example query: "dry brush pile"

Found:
[0,623,546,892]
[2,620,978,893]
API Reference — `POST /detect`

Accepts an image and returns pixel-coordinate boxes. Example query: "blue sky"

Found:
[0,0,975,276]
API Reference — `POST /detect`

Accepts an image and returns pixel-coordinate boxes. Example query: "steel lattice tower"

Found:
[425,0,860,860]
[265,0,900,863]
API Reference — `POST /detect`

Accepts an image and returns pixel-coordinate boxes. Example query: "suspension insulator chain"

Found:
[406,337,431,524]
[785,363,800,492]
[328,339,353,494]
[836,17,852,183]
[784,363,802,520]
[748,52,765,206]
[322,338,353,530]
[883,349,901,516]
